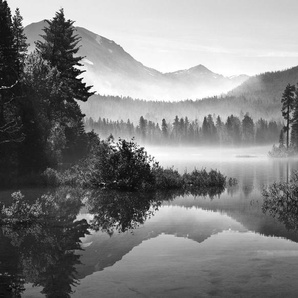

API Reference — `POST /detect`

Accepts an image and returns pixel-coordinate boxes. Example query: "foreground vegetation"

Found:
[0,3,94,187]
[42,137,230,192]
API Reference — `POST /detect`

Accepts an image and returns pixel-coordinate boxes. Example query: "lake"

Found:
[2,146,298,297]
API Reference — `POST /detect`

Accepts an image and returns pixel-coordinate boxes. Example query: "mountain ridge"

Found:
[24,21,249,101]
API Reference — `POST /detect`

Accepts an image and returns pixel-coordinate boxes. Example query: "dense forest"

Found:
[0,3,95,186]
[85,114,282,146]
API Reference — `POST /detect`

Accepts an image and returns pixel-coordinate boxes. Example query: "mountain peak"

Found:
[189,64,212,73]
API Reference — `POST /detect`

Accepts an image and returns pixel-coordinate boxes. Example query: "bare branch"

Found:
[0,80,19,90]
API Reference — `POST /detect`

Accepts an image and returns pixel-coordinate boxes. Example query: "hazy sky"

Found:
[8,0,298,76]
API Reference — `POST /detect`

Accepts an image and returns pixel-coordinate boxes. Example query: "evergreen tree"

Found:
[255,118,268,144]
[138,116,147,140]
[36,8,94,162]
[226,115,241,145]
[0,0,17,88]
[161,118,168,140]
[202,116,209,141]
[279,129,285,148]
[0,1,25,184]
[281,84,295,149]
[36,8,94,104]
[172,116,179,141]
[0,0,18,130]
[12,8,28,78]
[291,95,298,149]
[242,113,254,144]
[216,115,224,144]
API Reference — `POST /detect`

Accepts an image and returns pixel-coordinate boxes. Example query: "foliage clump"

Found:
[1,187,84,223]
[183,168,226,188]
[262,172,298,230]
[42,137,228,192]
[82,137,157,190]
[66,137,227,192]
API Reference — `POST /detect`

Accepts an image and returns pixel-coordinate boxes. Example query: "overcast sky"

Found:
[8,0,298,76]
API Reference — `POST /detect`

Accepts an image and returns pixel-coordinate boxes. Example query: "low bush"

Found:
[153,167,184,189]
[183,168,226,188]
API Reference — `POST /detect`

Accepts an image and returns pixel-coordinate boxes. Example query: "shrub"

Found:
[85,138,158,191]
[42,168,61,186]
[153,167,183,189]
[183,168,226,188]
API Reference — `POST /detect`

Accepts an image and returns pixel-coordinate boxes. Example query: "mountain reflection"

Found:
[0,185,226,296]
[86,186,225,235]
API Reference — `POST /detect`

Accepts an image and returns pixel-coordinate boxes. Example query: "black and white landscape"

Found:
[2,1,298,297]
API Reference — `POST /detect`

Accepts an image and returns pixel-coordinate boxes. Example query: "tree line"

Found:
[81,93,282,126]
[0,2,95,186]
[85,113,281,146]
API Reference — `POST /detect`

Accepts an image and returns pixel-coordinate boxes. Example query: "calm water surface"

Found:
[2,146,298,297]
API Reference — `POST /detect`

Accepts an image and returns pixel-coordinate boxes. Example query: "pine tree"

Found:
[161,118,168,140]
[0,1,23,144]
[12,8,28,78]
[279,129,285,148]
[291,95,298,150]
[36,8,94,105]
[242,113,254,144]
[281,84,295,149]
[138,116,147,140]
[35,8,95,163]
[0,0,17,87]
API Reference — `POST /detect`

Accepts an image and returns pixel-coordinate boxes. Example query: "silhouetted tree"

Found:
[242,113,254,144]
[36,8,94,163]
[281,84,295,148]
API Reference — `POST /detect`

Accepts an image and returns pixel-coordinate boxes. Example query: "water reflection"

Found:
[262,176,298,231]
[0,187,89,298]
[1,185,226,296]
[2,151,298,297]
[86,185,226,235]
[87,190,162,234]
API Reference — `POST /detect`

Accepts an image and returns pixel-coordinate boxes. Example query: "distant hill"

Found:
[228,66,298,103]
[24,21,248,101]
[80,66,298,123]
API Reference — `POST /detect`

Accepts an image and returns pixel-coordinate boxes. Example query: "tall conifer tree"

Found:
[36,8,95,162]
[281,84,295,149]
[12,8,28,78]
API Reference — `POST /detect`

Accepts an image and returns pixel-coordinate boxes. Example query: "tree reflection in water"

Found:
[0,184,225,296]
[87,190,163,234]
[0,187,89,298]
[262,172,298,231]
